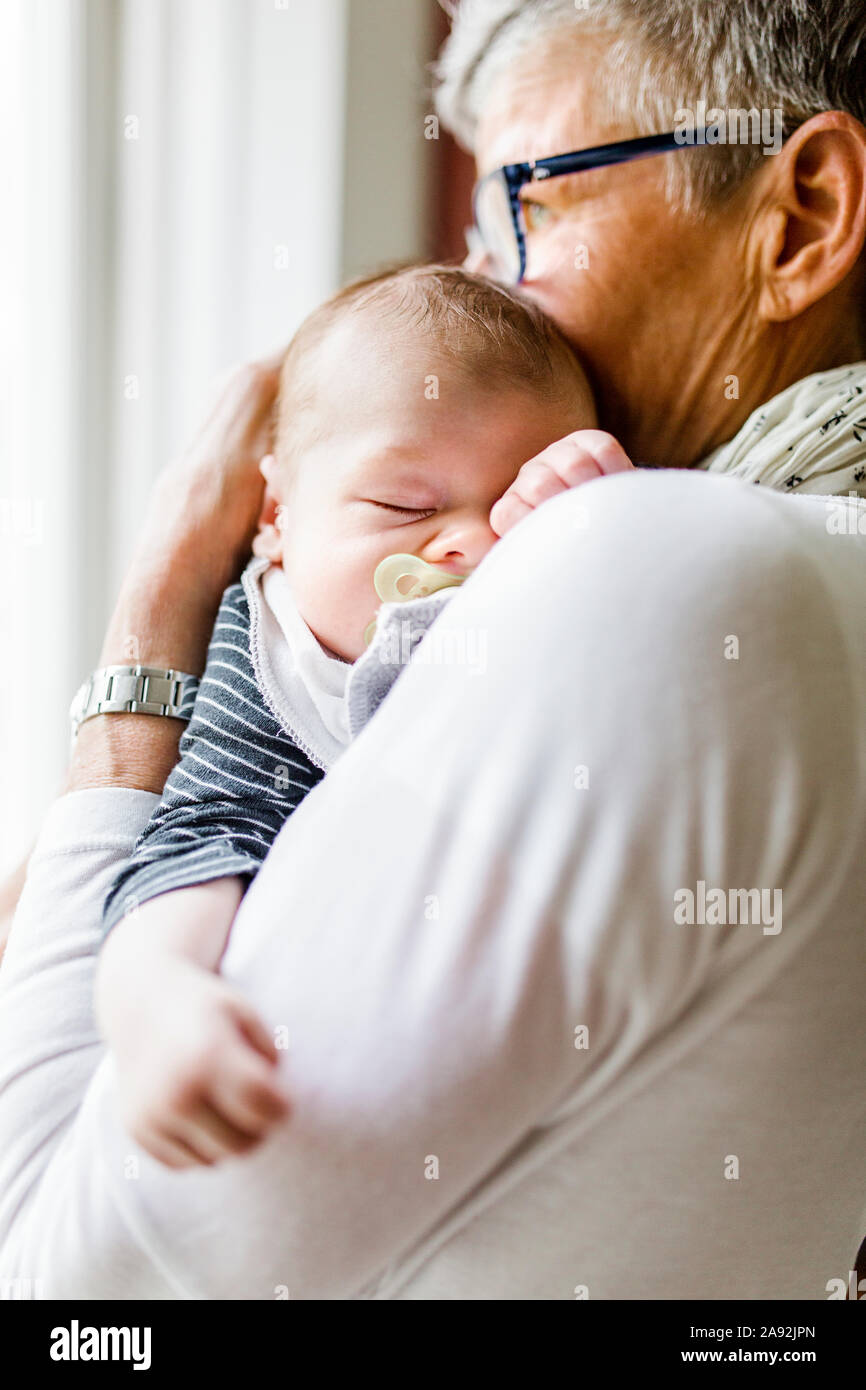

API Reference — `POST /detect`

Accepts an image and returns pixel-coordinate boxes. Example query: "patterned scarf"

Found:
[694,362,866,497]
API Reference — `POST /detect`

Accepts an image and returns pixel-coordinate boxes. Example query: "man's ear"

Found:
[756,111,866,323]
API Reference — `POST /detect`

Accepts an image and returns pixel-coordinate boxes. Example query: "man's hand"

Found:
[489,429,634,537]
[68,353,285,796]
[145,354,285,619]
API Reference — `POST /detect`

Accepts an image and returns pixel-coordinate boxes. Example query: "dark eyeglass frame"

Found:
[471,126,793,284]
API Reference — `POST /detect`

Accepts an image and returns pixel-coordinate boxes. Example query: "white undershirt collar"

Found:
[241,557,352,772]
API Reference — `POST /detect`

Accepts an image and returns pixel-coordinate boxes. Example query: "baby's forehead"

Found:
[316,308,451,365]
[289,313,428,397]
[278,282,594,459]
[300,309,587,399]
[284,323,448,432]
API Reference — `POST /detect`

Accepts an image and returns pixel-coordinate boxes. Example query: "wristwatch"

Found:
[69,665,200,739]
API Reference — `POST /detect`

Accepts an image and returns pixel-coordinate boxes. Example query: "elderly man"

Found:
[0,0,864,1300]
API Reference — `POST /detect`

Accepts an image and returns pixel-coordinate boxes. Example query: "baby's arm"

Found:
[93,579,319,1168]
[95,876,290,1170]
[100,578,323,939]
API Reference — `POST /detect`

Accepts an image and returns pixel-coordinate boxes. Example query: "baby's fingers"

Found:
[135,1127,207,1171]
[125,1091,242,1167]
[195,1003,290,1149]
[489,490,534,537]
[212,1048,291,1138]
[529,432,632,490]
[233,997,282,1064]
[490,429,634,536]
[490,462,567,536]
[170,1096,268,1164]
[561,429,633,476]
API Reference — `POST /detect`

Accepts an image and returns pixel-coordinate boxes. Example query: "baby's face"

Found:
[266,320,594,661]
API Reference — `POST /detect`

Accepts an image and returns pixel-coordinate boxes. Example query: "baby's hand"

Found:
[113,957,290,1169]
[97,888,291,1171]
[489,429,634,537]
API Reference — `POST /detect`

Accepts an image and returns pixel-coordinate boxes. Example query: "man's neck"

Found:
[602,314,866,470]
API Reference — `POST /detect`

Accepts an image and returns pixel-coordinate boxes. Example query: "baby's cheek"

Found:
[300,568,371,659]
[281,526,382,655]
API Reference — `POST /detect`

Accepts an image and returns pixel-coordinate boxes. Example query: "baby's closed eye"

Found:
[366,500,437,519]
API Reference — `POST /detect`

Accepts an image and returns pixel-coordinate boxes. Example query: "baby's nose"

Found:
[421,517,497,574]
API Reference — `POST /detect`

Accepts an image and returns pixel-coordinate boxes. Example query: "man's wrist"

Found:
[64,712,188,794]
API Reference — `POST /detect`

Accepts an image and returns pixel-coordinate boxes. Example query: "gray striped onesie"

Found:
[102,580,325,933]
[102,558,452,935]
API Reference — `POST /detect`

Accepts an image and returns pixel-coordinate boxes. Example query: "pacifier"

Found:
[363,553,465,645]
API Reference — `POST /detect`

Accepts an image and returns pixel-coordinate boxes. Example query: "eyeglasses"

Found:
[470,128,734,285]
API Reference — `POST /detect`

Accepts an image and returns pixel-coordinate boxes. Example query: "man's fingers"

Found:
[192,362,281,469]
[255,345,289,375]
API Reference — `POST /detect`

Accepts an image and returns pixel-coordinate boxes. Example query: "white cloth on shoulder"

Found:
[695,360,866,495]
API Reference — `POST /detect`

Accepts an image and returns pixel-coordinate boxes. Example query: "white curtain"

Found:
[0,0,431,876]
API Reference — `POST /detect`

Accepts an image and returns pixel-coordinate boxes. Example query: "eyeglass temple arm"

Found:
[530,122,797,181]
[530,130,692,179]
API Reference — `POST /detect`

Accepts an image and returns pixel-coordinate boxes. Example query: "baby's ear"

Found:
[253,455,284,560]
[252,516,283,561]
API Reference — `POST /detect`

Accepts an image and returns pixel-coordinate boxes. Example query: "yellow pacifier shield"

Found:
[373,553,465,603]
[363,554,465,645]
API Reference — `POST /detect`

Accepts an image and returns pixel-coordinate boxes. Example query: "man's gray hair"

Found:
[434,0,866,213]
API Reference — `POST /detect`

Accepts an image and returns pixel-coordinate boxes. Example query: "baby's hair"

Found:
[275,262,589,459]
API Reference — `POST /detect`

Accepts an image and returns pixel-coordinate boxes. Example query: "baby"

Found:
[95,263,632,1169]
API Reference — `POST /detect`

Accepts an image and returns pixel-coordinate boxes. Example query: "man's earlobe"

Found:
[755,207,792,321]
